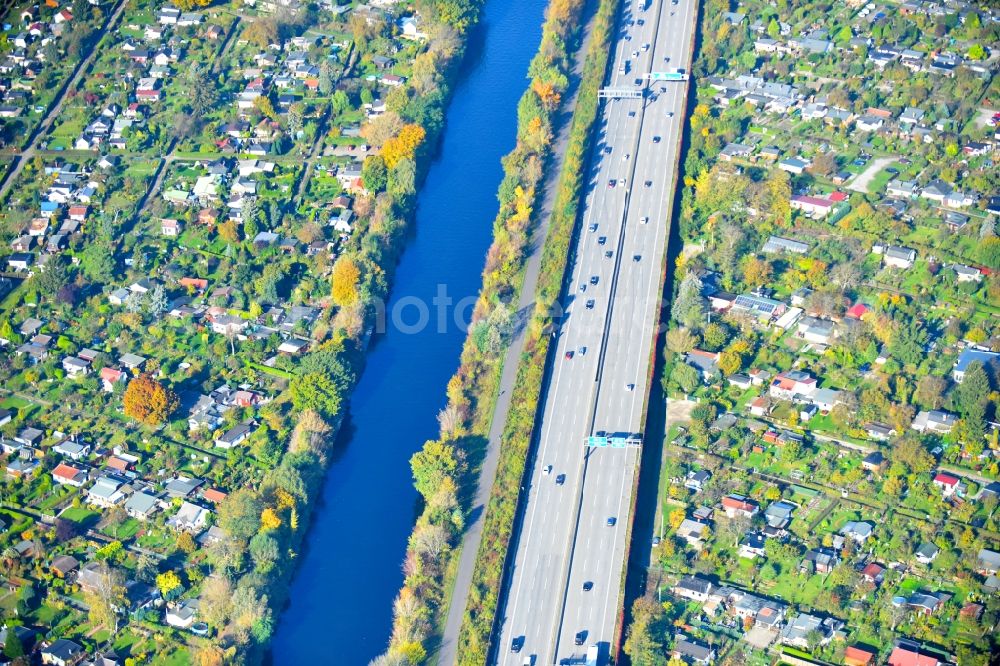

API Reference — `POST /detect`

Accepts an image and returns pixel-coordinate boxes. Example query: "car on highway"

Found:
[604,145,612,154]
[633,254,641,262]
[667,111,674,118]
[642,43,650,51]
[605,250,613,258]
[585,299,595,309]
[628,110,636,117]
[565,351,574,360]
[598,236,607,245]
[631,50,638,58]
[624,152,630,160]
[606,517,617,526]
[637,18,645,25]
[575,631,587,646]
[607,179,616,188]
[652,135,661,143]
[589,223,598,232]
[582,581,593,591]
[590,275,599,285]
[543,465,552,475]
[640,216,648,224]
[579,283,586,292]
[625,383,634,391]
[644,180,652,187]
[511,636,524,653]
[578,346,587,355]
[618,178,626,186]
[556,474,565,485]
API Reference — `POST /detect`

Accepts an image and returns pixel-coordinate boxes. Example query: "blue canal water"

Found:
[269,1,546,663]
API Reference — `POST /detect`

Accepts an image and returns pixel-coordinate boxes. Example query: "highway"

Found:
[494,0,697,664]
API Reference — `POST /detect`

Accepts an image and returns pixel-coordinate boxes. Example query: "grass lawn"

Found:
[60,506,101,527]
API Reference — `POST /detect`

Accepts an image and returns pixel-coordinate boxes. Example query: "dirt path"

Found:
[848,156,895,193]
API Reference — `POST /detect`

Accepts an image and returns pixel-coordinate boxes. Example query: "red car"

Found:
[565,351,574,360]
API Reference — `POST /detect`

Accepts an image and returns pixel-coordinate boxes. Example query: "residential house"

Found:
[860,562,886,586]
[167,501,210,532]
[953,347,1000,383]
[911,409,958,434]
[52,462,87,487]
[862,450,886,471]
[769,370,817,400]
[88,474,128,507]
[215,422,254,449]
[738,531,767,559]
[671,636,715,665]
[796,316,835,345]
[685,470,711,492]
[882,245,917,269]
[673,575,713,602]
[790,194,835,218]
[801,547,840,574]
[50,555,79,579]
[685,349,720,383]
[41,639,84,666]
[764,501,796,529]
[915,542,939,564]
[932,472,964,497]
[840,521,874,544]
[165,598,199,628]
[976,549,1000,575]
[99,367,126,392]
[124,491,160,520]
[780,613,843,649]
[721,494,759,518]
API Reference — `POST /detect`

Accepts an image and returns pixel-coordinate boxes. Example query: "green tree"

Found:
[767,18,780,39]
[330,90,350,116]
[410,440,459,499]
[249,532,280,574]
[362,155,388,192]
[289,372,343,418]
[218,488,264,541]
[3,627,25,658]
[79,241,116,282]
[967,43,987,60]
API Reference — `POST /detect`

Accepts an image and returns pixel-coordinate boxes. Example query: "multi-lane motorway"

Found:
[494,0,697,664]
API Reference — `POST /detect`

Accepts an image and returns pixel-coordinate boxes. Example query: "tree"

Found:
[914,375,947,410]
[967,43,987,60]
[767,18,781,39]
[410,440,459,499]
[672,271,705,330]
[218,488,264,541]
[331,256,361,306]
[3,626,25,659]
[330,90,350,116]
[32,255,70,300]
[318,61,334,95]
[83,566,126,634]
[156,570,182,599]
[123,374,178,426]
[249,532,280,573]
[671,362,701,394]
[362,155,388,192]
[176,531,197,554]
[79,241,115,282]
[381,124,426,168]
[742,257,772,289]
[289,372,343,418]
[200,576,233,628]
[666,327,698,354]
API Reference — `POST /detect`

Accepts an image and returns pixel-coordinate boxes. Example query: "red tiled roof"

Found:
[53,463,82,480]
[888,646,940,666]
[933,472,959,486]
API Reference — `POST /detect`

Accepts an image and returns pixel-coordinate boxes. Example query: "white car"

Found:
[543,465,552,475]
[640,216,649,224]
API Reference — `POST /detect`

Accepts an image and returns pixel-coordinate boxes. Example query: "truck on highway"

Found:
[585,645,599,666]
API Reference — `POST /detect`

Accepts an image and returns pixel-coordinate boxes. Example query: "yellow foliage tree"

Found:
[668,508,686,530]
[331,256,361,307]
[261,507,282,531]
[381,124,426,168]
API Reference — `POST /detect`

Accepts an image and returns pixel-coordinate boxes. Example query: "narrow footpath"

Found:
[435,5,602,663]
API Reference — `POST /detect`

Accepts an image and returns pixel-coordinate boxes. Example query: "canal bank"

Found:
[268,1,547,663]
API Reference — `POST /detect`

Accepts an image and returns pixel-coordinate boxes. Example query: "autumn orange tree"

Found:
[123,374,179,426]
[381,124,426,168]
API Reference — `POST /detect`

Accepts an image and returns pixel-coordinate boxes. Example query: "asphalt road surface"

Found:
[494,0,697,664]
